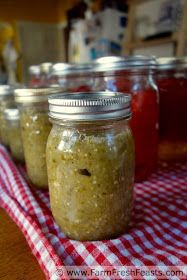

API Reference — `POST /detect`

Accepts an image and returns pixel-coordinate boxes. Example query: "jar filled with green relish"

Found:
[4,108,24,162]
[46,91,135,241]
[14,88,60,189]
[0,85,15,146]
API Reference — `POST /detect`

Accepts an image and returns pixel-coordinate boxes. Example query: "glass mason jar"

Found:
[14,88,60,189]
[51,63,94,93]
[0,85,15,146]
[28,65,41,88]
[46,92,134,241]
[156,57,187,161]
[4,108,24,162]
[93,56,159,182]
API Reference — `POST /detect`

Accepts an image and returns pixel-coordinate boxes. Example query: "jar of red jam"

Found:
[156,57,187,161]
[28,65,41,88]
[93,56,159,182]
[52,63,93,92]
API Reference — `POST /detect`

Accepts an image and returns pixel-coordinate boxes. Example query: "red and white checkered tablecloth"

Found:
[0,144,187,280]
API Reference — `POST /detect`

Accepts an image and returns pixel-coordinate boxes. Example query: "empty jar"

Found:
[4,108,24,162]
[46,92,134,241]
[14,88,60,189]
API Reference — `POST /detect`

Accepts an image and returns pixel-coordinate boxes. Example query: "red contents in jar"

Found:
[70,85,92,92]
[112,75,158,182]
[158,77,187,140]
[157,76,187,160]
[130,89,158,181]
[29,78,41,88]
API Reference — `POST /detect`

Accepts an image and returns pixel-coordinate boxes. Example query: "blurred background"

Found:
[0,0,186,84]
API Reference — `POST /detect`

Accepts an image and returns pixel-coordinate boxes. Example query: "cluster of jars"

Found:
[0,55,186,241]
[29,56,187,178]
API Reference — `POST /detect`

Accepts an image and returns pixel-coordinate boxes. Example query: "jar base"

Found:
[61,225,130,242]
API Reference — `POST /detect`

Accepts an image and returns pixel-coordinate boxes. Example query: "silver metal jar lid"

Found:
[14,88,61,103]
[156,57,187,70]
[4,108,20,121]
[40,62,53,74]
[93,55,156,72]
[29,65,40,75]
[48,91,131,121]
[0,85,13,96]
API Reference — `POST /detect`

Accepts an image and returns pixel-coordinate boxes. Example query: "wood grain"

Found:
[0,208,45,280]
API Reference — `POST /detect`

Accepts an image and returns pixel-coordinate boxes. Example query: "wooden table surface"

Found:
[0,208,45,280]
